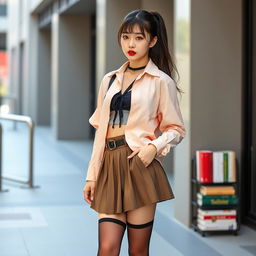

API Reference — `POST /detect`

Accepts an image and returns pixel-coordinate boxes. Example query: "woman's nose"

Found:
[129,38,135,48]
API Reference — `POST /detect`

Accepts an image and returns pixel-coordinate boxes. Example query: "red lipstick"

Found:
[128,50,136,56]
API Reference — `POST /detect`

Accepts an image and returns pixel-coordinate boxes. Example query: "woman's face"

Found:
[120,24,157,62]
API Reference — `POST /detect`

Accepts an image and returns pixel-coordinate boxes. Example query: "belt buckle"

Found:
[107,139,117,150]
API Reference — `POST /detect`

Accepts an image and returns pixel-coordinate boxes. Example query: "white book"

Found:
[228,151,236,182]
[213,152,220,183]
[197,218,236,226]
[218,152,224,182]
[198,209,237,216]
[198,222,237,231]
[213,151,224,182]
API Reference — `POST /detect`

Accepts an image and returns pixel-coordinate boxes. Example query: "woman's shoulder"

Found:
[98,71,116,91]
[155,69,176,89]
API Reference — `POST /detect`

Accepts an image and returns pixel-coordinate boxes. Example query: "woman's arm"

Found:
[86,76,109,182]
[88,77,108,129]
[148,77,186,157]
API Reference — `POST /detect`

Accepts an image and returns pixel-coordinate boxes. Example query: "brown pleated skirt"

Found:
[90,134,175,214]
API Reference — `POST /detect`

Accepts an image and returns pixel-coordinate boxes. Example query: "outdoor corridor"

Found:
[0,121,255,256]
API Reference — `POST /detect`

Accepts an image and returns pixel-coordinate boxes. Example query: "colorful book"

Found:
[226,151,236,182]
[213,152,223,182]
[197,218,236,225]
[200,185,235,195]
[196,150,236,183]
[198,209,237,216]
[197,193,238,205]
[198,214,236,221]
[196,150,213,183]
[223,152,229,182]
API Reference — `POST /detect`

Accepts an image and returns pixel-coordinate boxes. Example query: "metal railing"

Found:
[0,113,39,192]
[1,95,19,130]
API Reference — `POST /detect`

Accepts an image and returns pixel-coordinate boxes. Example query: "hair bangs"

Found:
[118,18,151,43]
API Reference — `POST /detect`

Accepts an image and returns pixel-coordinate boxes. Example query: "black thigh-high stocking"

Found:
[97,217,127,256]
[127,219,154,256]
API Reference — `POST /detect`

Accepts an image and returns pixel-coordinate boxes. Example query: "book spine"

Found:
[198,214,236,220]
[200,152,213,183]
[198,209,237,215]
[197,197,238,205]
[200,186,235,195]
[197,192,237,200]
[213,152,219,182]
[223,152,229,182]
[219,152,224,182]
[196,151,200,181]
[197,222,237,231]
[198,219,237,225]
[228,152,232,182]
[232,151,236,182]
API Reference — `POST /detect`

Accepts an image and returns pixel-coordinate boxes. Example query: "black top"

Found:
[109,79,135,128]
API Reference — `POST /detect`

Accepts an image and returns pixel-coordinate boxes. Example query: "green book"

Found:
[198,197,238,206]
[223,152,229,182]
[197,193,238,205]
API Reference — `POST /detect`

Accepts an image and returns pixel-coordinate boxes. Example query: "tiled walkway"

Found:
[0,122,255,256]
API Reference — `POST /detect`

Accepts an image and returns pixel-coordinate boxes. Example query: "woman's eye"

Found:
[122,35,128,39]
[136,37,144,40]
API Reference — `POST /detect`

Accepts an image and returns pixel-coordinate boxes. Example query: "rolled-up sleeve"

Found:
[148,77,186,157]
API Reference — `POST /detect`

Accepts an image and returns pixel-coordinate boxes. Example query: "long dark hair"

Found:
[117,9,184,95]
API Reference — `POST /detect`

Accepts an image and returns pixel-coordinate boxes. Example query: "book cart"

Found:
[191,155,240,237]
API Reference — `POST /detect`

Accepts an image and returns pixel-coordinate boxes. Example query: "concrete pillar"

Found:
[37,29,51,125]
[173,0,243,227]
[96,0,140,89]
[51,13,91,139]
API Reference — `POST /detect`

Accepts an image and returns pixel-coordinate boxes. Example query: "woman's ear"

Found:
[149,36,158,48]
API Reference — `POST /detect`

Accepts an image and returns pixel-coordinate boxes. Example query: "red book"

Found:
[196,150,213,183]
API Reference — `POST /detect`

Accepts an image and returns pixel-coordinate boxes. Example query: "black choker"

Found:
[128,65,146,71]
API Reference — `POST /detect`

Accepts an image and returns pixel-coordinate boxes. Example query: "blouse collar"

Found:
[106,58,160,84]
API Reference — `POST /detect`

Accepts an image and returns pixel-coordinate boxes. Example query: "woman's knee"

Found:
[98,242,121,255]
[128,246,149,256]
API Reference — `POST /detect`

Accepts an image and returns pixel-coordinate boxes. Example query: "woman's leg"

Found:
[97,213,127,256]
[126,203,157,256]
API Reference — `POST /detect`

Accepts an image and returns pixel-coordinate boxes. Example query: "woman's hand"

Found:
[127,144,157,167]
[83,181,96,204]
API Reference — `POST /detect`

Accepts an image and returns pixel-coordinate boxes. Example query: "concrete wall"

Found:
[51,14,91,139]
[173,0,243,227]
[141,0,174,49]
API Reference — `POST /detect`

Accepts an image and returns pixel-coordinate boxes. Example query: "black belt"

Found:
[105,138,126,150]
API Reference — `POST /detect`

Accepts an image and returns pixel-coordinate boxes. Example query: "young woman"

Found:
[83,9,186,256]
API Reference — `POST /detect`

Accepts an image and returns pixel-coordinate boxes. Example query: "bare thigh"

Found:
[98,212,127,224]
[126,203,157,224]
